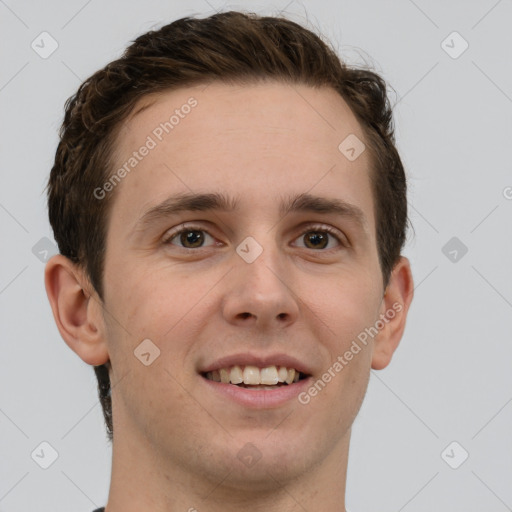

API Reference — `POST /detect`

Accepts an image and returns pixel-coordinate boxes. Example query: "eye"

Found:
[293,225,345,251]
[163,223,346,251]
[163,225,217,249]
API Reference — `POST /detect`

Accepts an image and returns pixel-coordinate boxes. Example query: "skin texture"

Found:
[45,81,414,512]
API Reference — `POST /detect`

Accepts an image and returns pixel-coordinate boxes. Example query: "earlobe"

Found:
[371,256,414,370]
[44,254,110,366]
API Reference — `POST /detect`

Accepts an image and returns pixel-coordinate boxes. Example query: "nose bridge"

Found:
[240,220,290,274]
[235,228,286,285]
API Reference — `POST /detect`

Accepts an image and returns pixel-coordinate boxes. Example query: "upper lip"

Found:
[199,352,313,375]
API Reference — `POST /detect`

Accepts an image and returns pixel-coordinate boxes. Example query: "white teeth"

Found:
[277,366,288,382]
[205,364,304,385]
[243,365,260,385]
[219,368,230,383]
[260,366,279,385]
[230,365,243,384]
[285,368,296,384]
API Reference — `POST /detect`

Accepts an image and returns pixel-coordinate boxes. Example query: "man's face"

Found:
[101,81,386,485]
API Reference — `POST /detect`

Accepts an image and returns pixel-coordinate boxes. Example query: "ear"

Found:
[44,254,110,366]
[371,256,414,370]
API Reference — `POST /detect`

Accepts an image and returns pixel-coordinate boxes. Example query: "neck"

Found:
[104,424,350,512]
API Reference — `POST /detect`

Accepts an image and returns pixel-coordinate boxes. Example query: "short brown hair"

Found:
[46,10,409,443]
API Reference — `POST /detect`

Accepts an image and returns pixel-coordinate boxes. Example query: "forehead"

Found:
[107,81,375,237]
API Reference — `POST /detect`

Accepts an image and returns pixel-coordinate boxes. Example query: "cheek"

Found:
[312,269,381,345]
[104,269,201,431]
[321,272,379,414]
[105,260,195,336]
[106,267,218,380]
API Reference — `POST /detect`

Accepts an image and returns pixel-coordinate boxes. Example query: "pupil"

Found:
[306,232,327,249]
[182,230,203,247]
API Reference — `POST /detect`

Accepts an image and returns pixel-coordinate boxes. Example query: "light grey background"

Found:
[1,0,511,511]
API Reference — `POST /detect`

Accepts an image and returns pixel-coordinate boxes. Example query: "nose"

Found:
[221,237,300,330]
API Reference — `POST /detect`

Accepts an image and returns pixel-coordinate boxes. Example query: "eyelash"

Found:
[162,223,347,251]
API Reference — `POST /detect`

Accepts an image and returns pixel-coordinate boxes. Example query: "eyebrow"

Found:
[134,191,368,233]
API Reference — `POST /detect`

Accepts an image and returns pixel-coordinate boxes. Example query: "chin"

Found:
[216,429,323,488]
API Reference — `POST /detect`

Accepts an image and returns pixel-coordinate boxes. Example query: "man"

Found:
[44,10,414,512]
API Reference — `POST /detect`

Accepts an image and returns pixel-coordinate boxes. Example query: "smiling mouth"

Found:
[202,364,309,389]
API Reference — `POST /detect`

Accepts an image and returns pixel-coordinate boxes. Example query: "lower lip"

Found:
[200,375,312,408]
